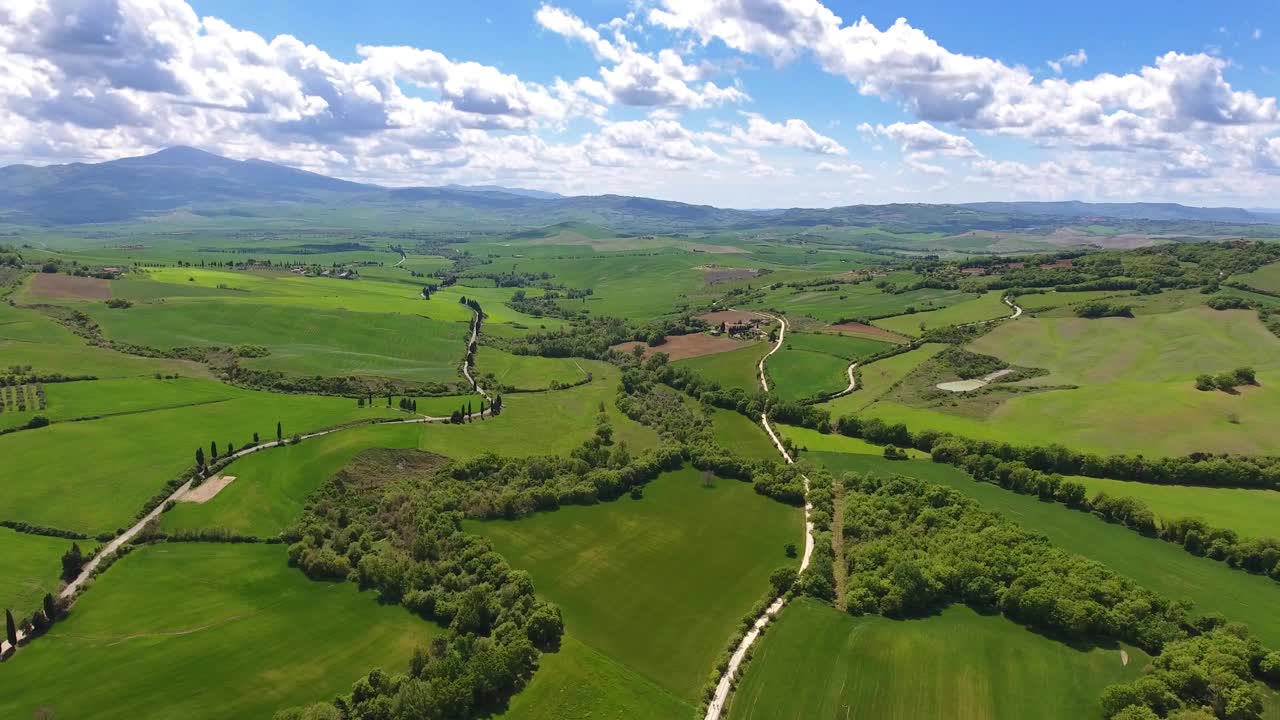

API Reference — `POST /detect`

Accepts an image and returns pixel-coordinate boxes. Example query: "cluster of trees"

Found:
[934,347,1007,380]
[835,416,1280,490]
[3,592,66,656]
[1075,301,1134,318]
[827,473,1278,719]
[1101,624,1280,719]
[493,314,710,361]
[279,447,567,718]
[506,289,587,321]
[1207,295,1251,311]
[0,521,87,540]
[1195,367,1257,392]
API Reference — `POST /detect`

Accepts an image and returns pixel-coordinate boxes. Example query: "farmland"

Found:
[674,342,767,392]
[468,466,801,703]
[728,599,1147,720]
[767,331,892,401]
[872,290,1010,336]
[1070,476,1280,540]
[0,528,73,614]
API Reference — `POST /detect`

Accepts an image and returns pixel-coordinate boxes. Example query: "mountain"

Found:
[442,184,563,200]
[0,148,1274,233]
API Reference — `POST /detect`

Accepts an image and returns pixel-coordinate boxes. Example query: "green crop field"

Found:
[873,290,1010,336]
[728,599,1147,720]
[0,387,399,535]
[0,543,439,720]
[1071,476,1280,540]
[811,453,1280,647]
[674,342,766,392]
[478,348,589,390]
[160,423,424,537]
[467,466,801,703]
[857,308,1280,456]
[0,528,75,615]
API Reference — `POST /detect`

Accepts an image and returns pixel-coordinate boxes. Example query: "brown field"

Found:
[699,309,769,326]
[613,333,758,361]
[827,321,908,343]
[27,273,112,300]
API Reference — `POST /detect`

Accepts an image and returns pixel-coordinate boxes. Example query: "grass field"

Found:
[496,633,693,719]
[858,308,1280,456]
[728,599,1147,720]
[478,349,589,390]
[1235,262,1280,294]
[0,388,399,535]
[674,342,766,393]
[1071,476,1280,540]
[418,362,660,459]
[467,466,801,703]
[0,544,439,720]
[0,528,74,615]
[1015,289,1135,312]
[777,423,927,458]
[818,343,946,416]
[710,408,776,460]
[160,423,424,537]
[767,331,892,402]
[749,282,968,323]
[0,376,239,431]
[810,453,1280,647]
[873,291,1010,336]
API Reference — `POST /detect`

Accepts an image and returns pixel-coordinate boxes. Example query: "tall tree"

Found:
[196,447,205,467]
[210,441,218,461]
[42,593,57,623]
[253,431,259,444]
[276,422,282,442]
[5,608,16,647]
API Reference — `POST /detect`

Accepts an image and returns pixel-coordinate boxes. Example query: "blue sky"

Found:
[3,0,1279,207]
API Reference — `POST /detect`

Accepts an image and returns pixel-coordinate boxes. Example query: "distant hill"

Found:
[0,148,1274,234]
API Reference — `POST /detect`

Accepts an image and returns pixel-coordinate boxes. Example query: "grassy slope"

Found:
[728,599,1147,720]
[1071,476,1280,540]
[673,342,766,393]
[811,453,1280,647]
[863,308,1280,455]
[874,290,1010,336]
[1236,262,1280,294]
[749,283,967,322]
[766,332,891,402]
[160,423,423,537]
[0,376,239,431]
[819,343,947,415]
[479,349,589,390]
[0,544,439,720]
[467,467,801,703]
[0,390,399,534]
[710,408,776,460]
[0,528,73,614]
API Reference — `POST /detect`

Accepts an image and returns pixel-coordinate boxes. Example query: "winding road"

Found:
[704,312,817,720]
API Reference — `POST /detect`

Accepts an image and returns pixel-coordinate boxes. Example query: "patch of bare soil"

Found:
[695,265,761,285]
[181,475,237,503]
[698,309,768,326]
[1120,649,1130,666]
[27,273,112,300]
[827,321,909,343]
[612,333,760,361]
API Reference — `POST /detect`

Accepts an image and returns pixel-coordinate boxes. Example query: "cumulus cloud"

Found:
[730,114,846,154]
[860,121,979,158]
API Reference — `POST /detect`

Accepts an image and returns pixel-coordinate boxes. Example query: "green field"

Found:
[160,423,424,537]
[1235,262,1280,294]
[0,528,75,615]
[0,376,239,431]
[0,387,399,534]
[467,466,800,704]
[674,342,766,393]
[728,599,1146,720]
[478,349,589,390]
[777,423,928,458]
[818,343,946,415]
[710,408,776,460]
[859,308,1280,456]
[766,331,892,402]
[1071,476,1280,540]
[873,290,1010,336]
[0,543,439,720]
[811,453,1280,647]
[749,281,968,323]
[1015,289,1134,312]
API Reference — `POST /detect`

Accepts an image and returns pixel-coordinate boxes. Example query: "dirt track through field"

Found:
[705,311,818,720]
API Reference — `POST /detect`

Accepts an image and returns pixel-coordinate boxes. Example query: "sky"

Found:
[1,0,1278,208]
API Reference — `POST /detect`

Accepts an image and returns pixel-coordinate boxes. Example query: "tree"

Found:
[1233,366,1257,385]
[769,567,798,594]
[253,431,260,444]
[784,543,798,558]
[60,543,84,581]
[1194,374,1216,391]
[195,447,205,468]
[358,396,365,407]
[479,399,485,418]
[467,401,473,419]
[277,422,282,442]
[210,441,218,461]
[5,608,16,647]
[42,593,57,623]
[226,442,235,456]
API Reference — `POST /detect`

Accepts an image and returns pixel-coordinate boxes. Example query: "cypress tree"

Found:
[42,593,56,623]
[5,608,16,647]
[210,441,218,461]
[276,422,282,441]
[253,431,259,444]
[196,447,205,467]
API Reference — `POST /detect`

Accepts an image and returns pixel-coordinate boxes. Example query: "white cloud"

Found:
[535,4,622,63]
[1253,28,1263,41]
[730,114,846,154]
[861,121,980,158]
[1048,49,1088,74]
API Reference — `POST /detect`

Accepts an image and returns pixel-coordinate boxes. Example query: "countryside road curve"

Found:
[704,311,816,720]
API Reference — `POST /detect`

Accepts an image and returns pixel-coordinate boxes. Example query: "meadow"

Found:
[749,282,969,323]
[0,544,439,720]
[818,343,946,415]
[0,528,74,614]
[467,466,801,703]
[0,387,399,535]
[727,599,1147,720]
[160,423,425,537]
[709,408,776,460]
[857,308,1280,456]
[811,453,1280,647]
[1235,262,1280,294]
[872,290,1010,336]
[1070,476,1280,540]
[477,348,589,390]
[674,342,766,393]
[767,331,892,401]
[0,376,240,431]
